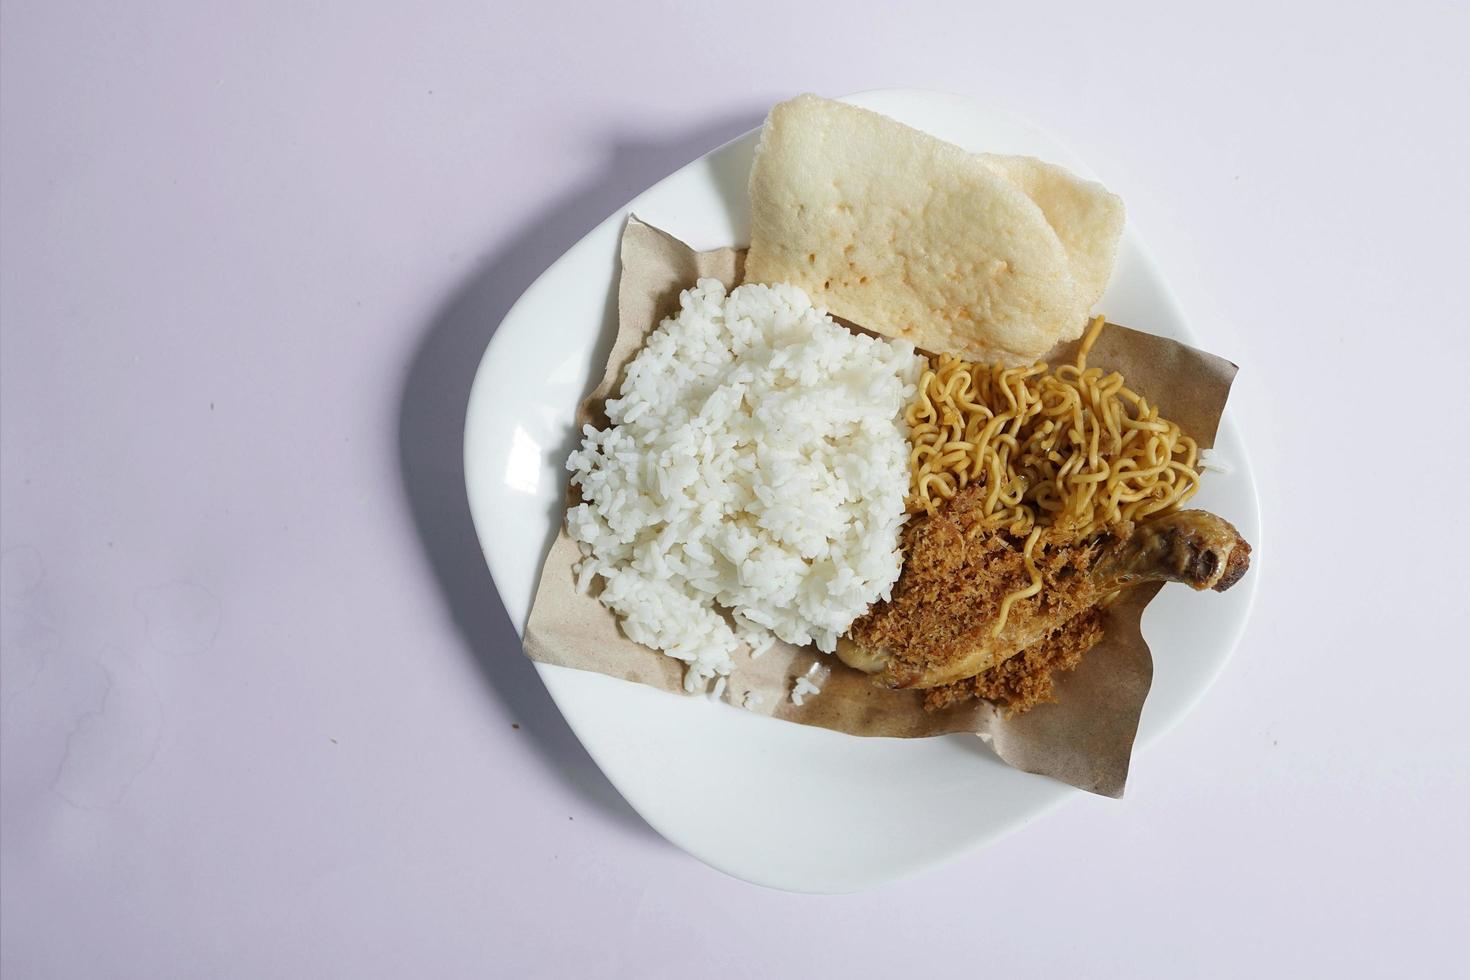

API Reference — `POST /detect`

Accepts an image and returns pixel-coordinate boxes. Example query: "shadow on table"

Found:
[398,112,764,843]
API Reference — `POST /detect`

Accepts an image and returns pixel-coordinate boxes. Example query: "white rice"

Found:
[566,279,923,690]
[1198,447,1231,475]
[790,662,831,706]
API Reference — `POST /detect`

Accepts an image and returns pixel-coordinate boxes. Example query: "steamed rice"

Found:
[566,279,923,690]
[790,677,821,706]
[790,662,831,706]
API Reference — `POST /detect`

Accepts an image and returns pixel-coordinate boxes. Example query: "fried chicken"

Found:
[840,483,1251,694]
[923,606,1106,714]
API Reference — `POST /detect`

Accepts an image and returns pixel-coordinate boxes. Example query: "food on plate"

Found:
[745,94,1123,364]
[552,94,1250,731]
[923,606,1106,713]
[565,278,924,691]
[841,496,1250,691]
[975,154,1125,314]
[841,316,1251,707]
[905,315,1203,525]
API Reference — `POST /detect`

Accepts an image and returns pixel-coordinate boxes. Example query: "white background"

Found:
[2,1,1467,976]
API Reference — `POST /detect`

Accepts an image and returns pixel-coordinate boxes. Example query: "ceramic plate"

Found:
[463,89,1260,893]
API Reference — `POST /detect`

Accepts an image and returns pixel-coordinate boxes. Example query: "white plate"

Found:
[464,89,1260,893]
